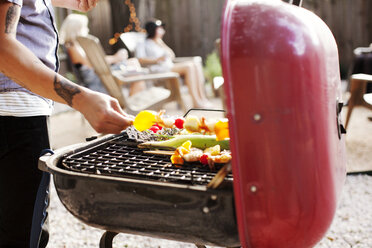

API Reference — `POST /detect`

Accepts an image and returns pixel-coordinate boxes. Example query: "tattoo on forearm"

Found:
[5,4,19,34]
[53,75,81,106]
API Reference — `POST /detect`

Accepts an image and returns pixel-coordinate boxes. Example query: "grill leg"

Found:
[99,231,118,248]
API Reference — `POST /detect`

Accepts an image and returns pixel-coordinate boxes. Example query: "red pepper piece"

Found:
[174,118,185,129]
[200,154,209,165]
[153,123,163,130]
[149,125,160,133]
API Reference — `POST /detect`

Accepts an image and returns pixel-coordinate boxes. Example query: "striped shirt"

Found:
[0,0,58,117]
[0,91,53,116]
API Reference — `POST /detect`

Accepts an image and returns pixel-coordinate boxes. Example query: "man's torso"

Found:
[0,0,58,116]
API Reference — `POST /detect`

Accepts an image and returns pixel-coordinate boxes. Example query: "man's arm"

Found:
[0,1,132,133]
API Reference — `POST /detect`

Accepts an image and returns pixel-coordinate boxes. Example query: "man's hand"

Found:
[74,88,134,134]
[74,0,98,12]
[52,0,98,12]
[52,75,133,134]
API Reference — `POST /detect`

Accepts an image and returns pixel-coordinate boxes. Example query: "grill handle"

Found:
[290,0,303,7]
[183,108,225,118]
[38,149,55,172]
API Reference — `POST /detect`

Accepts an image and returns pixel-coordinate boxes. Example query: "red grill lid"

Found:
[221,1,346,247]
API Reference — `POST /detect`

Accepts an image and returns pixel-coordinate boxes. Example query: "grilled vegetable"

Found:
[133,110,230,141]
[169,141,231,169]
[174,118,185,129]
[171,153,184,165]
[184,115,201,132]
[199,154,209,165]
[170,140,192,165]
[214,119,229,141]
[204,145,221,156]
[133,110,157,131]
[138,135,230,150]
[149,125,160,133]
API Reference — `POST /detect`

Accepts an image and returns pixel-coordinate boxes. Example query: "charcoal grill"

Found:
[40,1,347,247]
[62,131,232,186]
[39,131,239,247]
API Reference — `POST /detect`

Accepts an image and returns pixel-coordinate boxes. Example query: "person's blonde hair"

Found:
[59,14,89,44]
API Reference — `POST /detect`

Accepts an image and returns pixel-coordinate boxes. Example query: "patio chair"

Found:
[345,73,372,128]
[76,35,186,115]
[119,32,146,57]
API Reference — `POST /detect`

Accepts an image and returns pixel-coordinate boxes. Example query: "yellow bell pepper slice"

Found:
[171,140,192,165]
[171,154,184,165]
[176,140,192,156]
[215,119,229,141]
[133,110,157,131]
[204,144,221,156]
[181,140,192,151]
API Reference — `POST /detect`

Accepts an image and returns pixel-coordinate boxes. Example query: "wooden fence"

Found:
[137,0,225,58]
[303,0,372,77]
[106,0,225,60]
[83,0,371,77]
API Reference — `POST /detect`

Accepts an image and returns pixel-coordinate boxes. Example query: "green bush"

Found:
[203,51,222,84]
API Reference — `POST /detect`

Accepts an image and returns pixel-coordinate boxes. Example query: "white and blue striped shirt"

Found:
[0,0,58,116]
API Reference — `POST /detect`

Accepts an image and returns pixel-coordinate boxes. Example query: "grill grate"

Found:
[61,132,233,186]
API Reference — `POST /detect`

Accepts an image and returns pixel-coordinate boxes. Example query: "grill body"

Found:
[39,134,240,247]
[222,1,346,247]
[38,1,347,247]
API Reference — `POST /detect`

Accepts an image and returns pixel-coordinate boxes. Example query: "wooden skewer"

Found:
[207,163,232,189]
[143,150,174,156]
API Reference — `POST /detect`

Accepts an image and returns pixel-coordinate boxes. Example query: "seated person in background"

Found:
[135,19,212,108]
[59,14,145,95]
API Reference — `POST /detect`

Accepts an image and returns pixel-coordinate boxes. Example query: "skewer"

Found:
[143,150,174,156]
[207,163,232,189]
[137,143,175,150]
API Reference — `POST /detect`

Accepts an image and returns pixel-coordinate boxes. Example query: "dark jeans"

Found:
[0,116,50,248]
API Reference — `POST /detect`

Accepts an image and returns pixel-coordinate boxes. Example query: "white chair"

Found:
[77,35,186,115]
[345,73,372,128]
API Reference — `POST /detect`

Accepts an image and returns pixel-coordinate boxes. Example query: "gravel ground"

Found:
[315,175,372,248]
[46,101,372,247]
[45,175,372,248]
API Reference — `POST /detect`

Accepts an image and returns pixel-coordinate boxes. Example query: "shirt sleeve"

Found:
[135,42,146,58]
[5,0,22,7]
